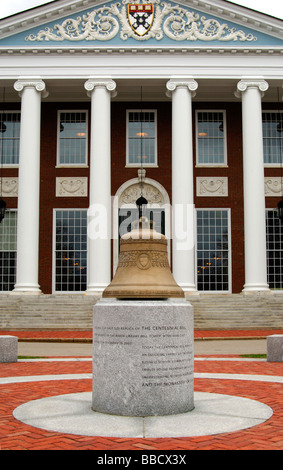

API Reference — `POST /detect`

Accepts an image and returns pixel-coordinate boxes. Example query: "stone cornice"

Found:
[1,45,283,56]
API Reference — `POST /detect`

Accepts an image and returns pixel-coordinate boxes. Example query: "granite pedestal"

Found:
[267,335,283,362]
[92,299,194,417]
[0,335,18,363]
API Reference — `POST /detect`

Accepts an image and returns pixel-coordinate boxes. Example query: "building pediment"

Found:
[0,0,282,50]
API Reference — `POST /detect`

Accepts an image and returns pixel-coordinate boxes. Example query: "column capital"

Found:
[166,78,198,98]
[235,78,269,98]
[14,78,48,98]
[84,78,117,97]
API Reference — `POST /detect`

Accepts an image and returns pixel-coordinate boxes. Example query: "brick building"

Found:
[0,0,282,297]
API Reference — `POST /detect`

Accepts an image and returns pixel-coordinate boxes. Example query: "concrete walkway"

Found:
[3,328,280,357]
[16,338,268,357]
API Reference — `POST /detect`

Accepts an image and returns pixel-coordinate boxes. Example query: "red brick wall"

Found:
[111,102,172,198]
[112,101,247,293]
[2,100,282,294]
[193,102,245,293]
[39,103,90,293]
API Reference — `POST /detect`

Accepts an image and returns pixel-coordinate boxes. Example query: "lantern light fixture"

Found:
[136,195,148,221]
[0,198,6,223]
[277,198,283,222]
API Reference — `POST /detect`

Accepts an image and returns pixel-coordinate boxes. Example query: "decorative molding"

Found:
[56,177,88,197]
[235,79,269,98]
[84,78,117,97]
[0,177,18,197]
[196,177,228,197]
[1,46,282,56]
[13,78,48,98]
[25,0,258,43]
[166,78,198,97]
[265,177,283,196]
[120,182,164,205]
[119,250,169,269]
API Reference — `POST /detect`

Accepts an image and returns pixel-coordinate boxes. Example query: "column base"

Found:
[179,284,199,295]
[85,284,109,296]
[11,284,42,295]
[242,284,271,295]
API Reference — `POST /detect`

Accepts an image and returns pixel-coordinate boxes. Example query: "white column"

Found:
[12,79,48,294]
[236,79,270,293]
[84,78,116,294]
[166,78,198,293]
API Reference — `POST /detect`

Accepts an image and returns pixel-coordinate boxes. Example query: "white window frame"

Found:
[195,110,227,167]
[0,111,20,167]
[262,110,283,168]
[52,208,88,294]
[266,208,283,291]
[126,109,158,167]
[195,208,232,293]
[56,110,88,167]
[0,209,17,292]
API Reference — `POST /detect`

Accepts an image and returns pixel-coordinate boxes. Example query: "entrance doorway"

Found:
[113,175,170,274]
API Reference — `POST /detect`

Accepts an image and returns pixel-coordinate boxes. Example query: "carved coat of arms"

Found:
[128,4,154,36]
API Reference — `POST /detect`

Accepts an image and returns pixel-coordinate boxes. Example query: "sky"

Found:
[0,0,283,20]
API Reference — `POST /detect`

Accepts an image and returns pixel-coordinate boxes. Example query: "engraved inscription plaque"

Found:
[92,299,194,416]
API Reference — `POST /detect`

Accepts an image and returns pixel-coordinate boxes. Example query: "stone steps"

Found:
[0,293,282,330]
[0,295,96,330]
[189,294,283,329]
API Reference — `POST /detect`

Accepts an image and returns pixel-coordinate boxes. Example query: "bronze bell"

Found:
[103,217,184,299]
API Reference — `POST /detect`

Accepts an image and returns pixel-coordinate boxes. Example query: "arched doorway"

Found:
[113,173,171,274]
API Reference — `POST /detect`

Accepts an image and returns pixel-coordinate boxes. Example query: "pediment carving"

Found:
[120,183,164,206]
[25,0,257,43]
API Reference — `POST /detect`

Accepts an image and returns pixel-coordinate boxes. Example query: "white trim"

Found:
[262,110,283,167]
[0,209,17,293]
[0,110,21,167]
[52,208,88,294]
[265,208,283,292]
[1,46,283,56]
[195,208,232,293]
[126,109,158,167]
[0,54,282,86]
[56,109,88,167]
[195,109,227,167]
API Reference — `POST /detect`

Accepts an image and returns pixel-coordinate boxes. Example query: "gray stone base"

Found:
[92,299,194,417]
[0,335,18,363]
[13,391,273,438]
[267,335,283,362]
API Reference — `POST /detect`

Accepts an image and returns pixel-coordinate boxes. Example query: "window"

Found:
[126,110,157,166]
[266,209,283,289]
[196,111,227,165]
[262,112,283,165]
[0,112,20,165]
[0,210,17,291]
[196,209,230,292]
[54,210,87,292]
[57,111,88,166]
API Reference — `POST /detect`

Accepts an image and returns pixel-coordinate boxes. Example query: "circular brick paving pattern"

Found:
[1,357,283,450]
